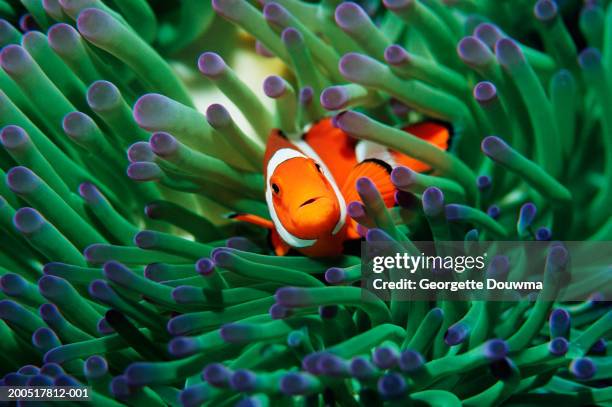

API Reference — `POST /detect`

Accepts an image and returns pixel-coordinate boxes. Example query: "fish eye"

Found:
[271,183,280,194]
[315,163,322,173]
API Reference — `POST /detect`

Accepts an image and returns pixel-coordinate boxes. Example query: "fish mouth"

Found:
[299,197,321,208]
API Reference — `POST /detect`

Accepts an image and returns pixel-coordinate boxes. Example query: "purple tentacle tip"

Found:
[13,207,45,234]
[149,130,180,158]
[457,36,493,67]
[487,205,500,219]
[399,349,424,373]
[384,44,409,66]
[422,187,444,217]
[203,363,231,386]
[536,226,551,241]
[168,337,198,357]
[495,38,525,68]
[127,142,154,163]
[477,175,491,190]
[0,273,26,296]
[195,258,215,276]
[377,372,406,399]
[7,166,40,194]
[373,346,399,369]
[77,8,113,40]
[474,82,497,104]
[230,369,256,391]
[280,372,311,395]
[549,337,569,356]
[335,2,369,31]
[325,267,346,284]
[269,303,291,319]
[263,75,287,99]
[317,354,347,376]
[84,355,108,379]
[0,45,31,74]
[299,86,313,104]
[206,103,232,128]
[1,125,29,150]
[547,245,568,268]
[263,3,289,26]
[47,23,79,51]
[255,41,274,58]
[320,86,349,110]
[275,286,308,307]
[444,322,468,346]
[473,23,502,48]
[391,166,415,189]
[534,0,557,22]
[211,248,232,268]
[484,339,508,361]
[570,357,596,380]
[197,52,227,78]
[578,48,601,70]
[126,162,162,181]
[87,80,121,112]
[281,27,302,45]
[339,52,378,81]
[481,136,510,158]
[347,201,366,221]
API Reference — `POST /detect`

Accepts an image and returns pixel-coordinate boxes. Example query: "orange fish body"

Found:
[233,118,449,257]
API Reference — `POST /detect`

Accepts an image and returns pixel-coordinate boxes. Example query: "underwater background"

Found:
[0,0,611,405]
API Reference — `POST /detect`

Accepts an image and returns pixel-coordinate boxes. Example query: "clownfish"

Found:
[231,118,449,257]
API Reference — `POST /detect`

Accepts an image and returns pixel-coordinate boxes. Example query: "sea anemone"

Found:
[0,0,610,405]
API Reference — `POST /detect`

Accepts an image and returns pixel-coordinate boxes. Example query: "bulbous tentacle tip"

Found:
[320,86,349,110]
[484,339,508,361]
[76,8,113,40]
[195,257,215,276]
[457,36,493,66]
[230,369,257,391]
[299,86,313,104]
[578,47,601,70]
[422,187,445,217]
[212,0,242,20]
[6,166,39,194]
[534,0,557,22]
[206,103,232,127]
[38,275,70,298]
[211,248,232,267]
[0,125,29,150]
[13,207,45,234]
[0,45,32,74]
[481,136,510,158]
[333,110,368,134]
[281,27,302,45]
[127,141,154,163]
[548,337,569,356]
[84,355,108,379]
[473,23,503,48]
[168,337,198,357]
[202,363,231,385]
[263,75,287,99]
[87,80,121,112]
[399,349,425,372]
[149,132,178,157]
[275,286,307,306]
[339,52,379,81]
[547,245,568,268]
[133,93,172,128]
[444,322,468,346]
[126,162,162,182]
[347,200,366,219]
[495,38,525,68]
[335,2,369,31]
[570,357,596,380]
[263,2,289,26]
[280,372,311,395]
[0,273,26,296]
[391,166,416,189]
[197,52,227,78]
[47,23,79,49]
[377,372,407,399]
[473,81,497,104]
[477,175,492,190]
[63,111,95,139]
[384,44,409,66]
[324,267,346,284]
